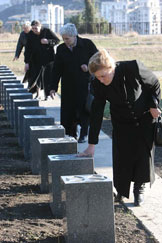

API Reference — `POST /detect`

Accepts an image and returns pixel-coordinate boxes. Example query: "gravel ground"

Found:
[0,108,161,243]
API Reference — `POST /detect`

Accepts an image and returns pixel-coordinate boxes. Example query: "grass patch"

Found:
[1,32,162,119]
[1,33,162,74]
[0,52,24,76]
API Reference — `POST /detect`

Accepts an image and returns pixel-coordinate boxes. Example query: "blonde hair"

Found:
[88,49,116,74]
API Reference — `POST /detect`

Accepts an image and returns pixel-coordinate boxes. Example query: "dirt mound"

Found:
[0,110,159,242]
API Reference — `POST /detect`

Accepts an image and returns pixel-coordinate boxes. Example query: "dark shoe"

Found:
[115,193,124,203]
[134,193,144,206]
[78,136,87,143]
[133,183,145,207]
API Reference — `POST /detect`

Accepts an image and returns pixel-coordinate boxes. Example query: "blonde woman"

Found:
[80,49,161,206]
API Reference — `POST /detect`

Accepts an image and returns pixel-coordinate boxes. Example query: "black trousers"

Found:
[64,109,89,138]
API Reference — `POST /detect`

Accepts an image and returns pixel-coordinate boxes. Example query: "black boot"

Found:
[114,193,124,203]
[133,182,145,206]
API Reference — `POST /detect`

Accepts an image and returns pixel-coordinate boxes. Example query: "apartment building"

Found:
[31,3,64,33]
[101,0,161,34]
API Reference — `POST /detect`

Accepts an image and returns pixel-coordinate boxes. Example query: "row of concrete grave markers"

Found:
[0,65,115,243]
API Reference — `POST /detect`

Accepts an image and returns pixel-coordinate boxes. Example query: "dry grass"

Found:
[1,32,162,75]
[0,33,24,76]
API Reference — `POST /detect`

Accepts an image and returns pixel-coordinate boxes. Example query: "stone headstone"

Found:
[30,125,65,174]
[0,73,14,77]
[0,79,20,104]
[4,83,23,108]
[8,93,33,124]
[0,70,12,74]
[23,115,54,160]
[18,107,47,146]
[0,76,16,86]
[38,137,77,193]
[0,65,9,70]
[14,99,39,134]
[48,154,94,218]
[5,86,25,112]
[61,174,115,243]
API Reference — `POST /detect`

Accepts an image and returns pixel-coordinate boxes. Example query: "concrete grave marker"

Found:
[23,115,54,160]
[0,79,20,103]
[13,99,39,134]
[30,125,65,174]
[5,86,26,112]
[38,137,77,193]
[18,107,47,146]
[61,174,115,243]
[48,154,94,218]
[8,93,33,124]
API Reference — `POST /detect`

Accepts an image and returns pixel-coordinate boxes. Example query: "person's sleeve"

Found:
[15,32,24,58]
[50,46,63,92]
[87,39,98,57]
[47,29,60,46]
[88,80,106,144]
[24,35,32,63]
[136,60,161,108]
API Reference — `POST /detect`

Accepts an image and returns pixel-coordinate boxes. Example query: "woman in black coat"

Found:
[50,23,98,142]
[80,49,161,206]
[24,20,60,98]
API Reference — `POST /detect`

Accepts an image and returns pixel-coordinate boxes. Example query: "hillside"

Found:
[0,0,112,23]
[0,0,84,23]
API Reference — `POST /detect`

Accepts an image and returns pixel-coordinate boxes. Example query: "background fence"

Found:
[0,22,162,35]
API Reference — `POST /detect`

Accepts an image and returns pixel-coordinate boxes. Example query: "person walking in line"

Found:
[24,20,60,99]
[79,49,161,206]
[50,23,98,143]
[13,21,31,61]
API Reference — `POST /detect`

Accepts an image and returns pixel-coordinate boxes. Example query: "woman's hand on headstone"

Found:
[77,144,95,157]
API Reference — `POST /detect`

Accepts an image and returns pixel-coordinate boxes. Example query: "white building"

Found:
[101,0,161,35]
[159,0,162,23]
[10,0,23,5]
[31,3,64,33]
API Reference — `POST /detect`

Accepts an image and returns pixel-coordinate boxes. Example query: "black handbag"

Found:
[85,83,94,113]
[154,116,162,146]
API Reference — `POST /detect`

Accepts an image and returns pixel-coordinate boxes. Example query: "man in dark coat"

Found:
[79,49,161,206]
[13,21,31,61]
[24,20,60,98]
[50,23,98,142]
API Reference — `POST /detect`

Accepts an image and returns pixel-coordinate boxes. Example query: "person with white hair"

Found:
[13,21,31,61]
[50,23,98,143]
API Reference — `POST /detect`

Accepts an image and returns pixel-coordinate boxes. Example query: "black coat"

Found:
[15,31,28,58]
[24,27,60,89]
[51,36,98,128]
[89,60,161,198]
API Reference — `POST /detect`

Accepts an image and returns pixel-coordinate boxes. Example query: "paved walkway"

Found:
[39,93,162,243]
